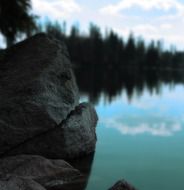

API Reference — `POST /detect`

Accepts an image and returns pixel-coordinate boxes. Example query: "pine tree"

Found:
[0,0,37,47]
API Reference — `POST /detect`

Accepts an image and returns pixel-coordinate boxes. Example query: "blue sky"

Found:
[31,0,184,50]
[1,0,184,50]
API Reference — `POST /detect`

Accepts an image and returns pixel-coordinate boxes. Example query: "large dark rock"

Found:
[0,155,84,190]
[0,177,46,190]
[0,33,98,158]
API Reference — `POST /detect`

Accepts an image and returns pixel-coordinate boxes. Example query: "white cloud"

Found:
[102,117,182,136]
[98,0,184,50]
[132,24,158,34]
[100,0,184,17]
[160,23,173,29]
[32,0,81,20]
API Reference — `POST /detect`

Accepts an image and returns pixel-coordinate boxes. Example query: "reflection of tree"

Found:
[75,67,184,104]
[0,0,37,47]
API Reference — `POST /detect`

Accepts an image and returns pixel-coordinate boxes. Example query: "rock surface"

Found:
[0,177,46,190]
[5,103,98,159]
[0,155,83,190]
[108,180,137,190]
[0,33,98,158]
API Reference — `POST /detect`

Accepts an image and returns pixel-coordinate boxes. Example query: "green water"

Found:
[85,84,184,190]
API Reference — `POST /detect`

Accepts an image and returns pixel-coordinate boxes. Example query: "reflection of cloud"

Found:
[32,0,81,20]
[119,85,184,112]
[132,102,155,110]
[102,117,182,136]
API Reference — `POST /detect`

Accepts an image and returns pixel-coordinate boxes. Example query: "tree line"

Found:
[41,21,184,71]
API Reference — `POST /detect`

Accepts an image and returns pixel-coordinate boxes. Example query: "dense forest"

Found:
[40,21,184,70]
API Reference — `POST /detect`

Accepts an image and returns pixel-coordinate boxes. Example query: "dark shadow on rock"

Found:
[46,152,95,190]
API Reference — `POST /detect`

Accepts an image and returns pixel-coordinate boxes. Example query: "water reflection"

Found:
[97,84,184,137]
[76,68,184,190]
[75,67,184,104]
[102,117,182,136]
[84,84,184,190]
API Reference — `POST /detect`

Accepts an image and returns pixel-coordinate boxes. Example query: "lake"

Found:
[81,83,184,190]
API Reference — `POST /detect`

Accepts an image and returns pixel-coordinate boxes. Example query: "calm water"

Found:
[83,84,184,190]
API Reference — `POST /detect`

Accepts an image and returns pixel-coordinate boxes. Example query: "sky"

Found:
[1,0,184,50]
[31,0,184,50]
